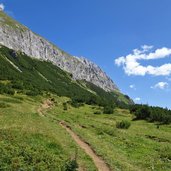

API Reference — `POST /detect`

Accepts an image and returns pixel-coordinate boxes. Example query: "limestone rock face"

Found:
[0,11,118,92]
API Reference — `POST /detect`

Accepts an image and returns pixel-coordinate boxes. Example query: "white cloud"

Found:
[151,82,169,89]
[129,84,134,88]
[0,3,5,11]
[115,45,171,76]
[134,97,141,102]
[129,84,136,90]
[141,45,154,53]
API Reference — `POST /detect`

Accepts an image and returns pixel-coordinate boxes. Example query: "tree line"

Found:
[130,104,171,124]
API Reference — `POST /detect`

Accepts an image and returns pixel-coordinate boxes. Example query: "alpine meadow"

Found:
[0,1,171,171]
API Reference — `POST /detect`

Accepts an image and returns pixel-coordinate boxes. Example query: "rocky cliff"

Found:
[0,11,118,92]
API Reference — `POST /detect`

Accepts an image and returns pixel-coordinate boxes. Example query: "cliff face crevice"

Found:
[0,11,118,92]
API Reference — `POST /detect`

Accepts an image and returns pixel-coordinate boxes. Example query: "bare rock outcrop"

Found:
[0,11,118,92]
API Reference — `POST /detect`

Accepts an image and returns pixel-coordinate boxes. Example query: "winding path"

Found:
[37,99,53,116]
[37,100,111,170]
[60,121,111,171]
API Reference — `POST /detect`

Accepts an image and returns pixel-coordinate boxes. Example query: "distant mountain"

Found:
[0,11,118,92]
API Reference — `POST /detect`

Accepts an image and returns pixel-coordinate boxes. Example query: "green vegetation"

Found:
[0,45,171,170]
[0,92,171,170]
[116,120,131,129]
[0,45,131,110]
[0,83,15,95]
[103,105,114,114]
[0,101,10,108]
[130,104,171,124]
[0,94,97,170]
[47,100,171,171]
[62,159,78,171]
[63,102,68,111]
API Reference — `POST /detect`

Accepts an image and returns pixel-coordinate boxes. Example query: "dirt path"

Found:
[37,99,54,116]
[60,121,111,171]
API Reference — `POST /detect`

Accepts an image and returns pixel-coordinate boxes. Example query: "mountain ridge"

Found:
[0,44,132,107]
[0,11,118,92]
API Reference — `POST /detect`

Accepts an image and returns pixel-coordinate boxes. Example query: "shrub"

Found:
[94,111,101,115]
[4,89,15,95]
[0,102,9,108]
[134,105,151,120]
[50,98,55,102]
[130,104,171,124]
[0,140,63,170]
[26,90,41,96]
[103,106,114,114]
[71,99,83,108]
[116,120,131,129]
[11,81,24,90]
[62,159,78,171]
[63,102,68,110]
[159,146,171,161]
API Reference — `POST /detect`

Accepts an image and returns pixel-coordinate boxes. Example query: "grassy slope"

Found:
[0,93,171,170]
[0,94,97,170]
[0,10,170,171]
[49,102,171,171]
[0,40,170,170]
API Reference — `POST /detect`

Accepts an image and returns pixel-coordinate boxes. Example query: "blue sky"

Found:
[1,0,171,108]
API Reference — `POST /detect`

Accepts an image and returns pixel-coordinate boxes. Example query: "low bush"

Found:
[26,90,42,96]
[116,120,131,129]
[70,99,83,108]
[4,89,15,95]
[130,104,171,124]
[0,141,63,170]
[103,105,114,114]
[63,102,68,110]
[62,159,78,171]
[0,102,9,108]
[159,146,171,161]
[94,111,101,115]
[0,83,15,95]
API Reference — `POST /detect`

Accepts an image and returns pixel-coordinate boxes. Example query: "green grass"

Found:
[0,94,97,170]
[1,10,170,171]
[0,93,171,170]
[49,101,171,171]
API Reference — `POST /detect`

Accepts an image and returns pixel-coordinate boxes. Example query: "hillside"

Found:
[0,93,171,170]
[0,45,132,108]
[0,7,171,171]
[0,11,118,92]
[0,44,170,170]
